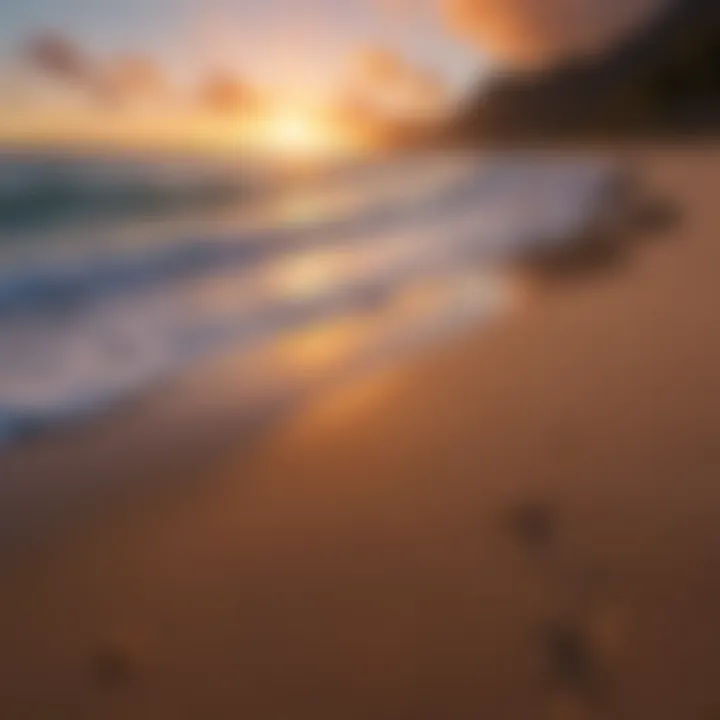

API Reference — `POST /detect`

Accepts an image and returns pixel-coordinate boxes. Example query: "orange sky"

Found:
[0,0,666,151]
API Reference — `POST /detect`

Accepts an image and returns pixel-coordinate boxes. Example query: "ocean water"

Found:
[0,149,620,447]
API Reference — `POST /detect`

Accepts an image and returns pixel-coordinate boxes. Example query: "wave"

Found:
[0,151,263,233]
[0,159,501,312]
[0,151,624,449]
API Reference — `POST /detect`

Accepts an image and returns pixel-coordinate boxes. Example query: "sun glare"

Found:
[243,104,364,160]
[264,114,326,155]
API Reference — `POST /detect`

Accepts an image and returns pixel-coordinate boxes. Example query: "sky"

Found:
[0,0,483,104]
[0,0,666,148]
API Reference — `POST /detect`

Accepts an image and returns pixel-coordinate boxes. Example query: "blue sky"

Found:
[0,0,485,98]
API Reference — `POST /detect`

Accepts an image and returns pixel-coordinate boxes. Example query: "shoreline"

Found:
[0,143,692,553]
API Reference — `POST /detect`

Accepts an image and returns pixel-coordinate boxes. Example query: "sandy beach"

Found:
[1,145,720,719]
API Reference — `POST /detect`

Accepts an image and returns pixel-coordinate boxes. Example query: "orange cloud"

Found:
[351,46,449,118]
[26,33,170,107]
[105,55,168,103]
[198,72,258,115]
[25,32,264,119]
[443,0,667,67]
[372,0,431,21]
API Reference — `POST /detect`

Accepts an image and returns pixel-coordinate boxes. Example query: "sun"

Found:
[264,114,327,155]
[243,104,361,160]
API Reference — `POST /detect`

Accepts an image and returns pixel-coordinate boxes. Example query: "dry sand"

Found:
[1,146,719,719]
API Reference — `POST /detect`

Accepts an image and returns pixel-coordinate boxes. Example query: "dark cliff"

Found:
[453,0,720,142]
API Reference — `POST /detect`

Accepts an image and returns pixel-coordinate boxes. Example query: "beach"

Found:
[1,145,720,719]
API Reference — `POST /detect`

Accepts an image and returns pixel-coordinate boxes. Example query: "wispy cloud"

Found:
[25,32,170,107]
[351,46,449,117]
[198,71,258,115]
[26,32,96,86]
[104,55,168,104]
[24,32,262,116]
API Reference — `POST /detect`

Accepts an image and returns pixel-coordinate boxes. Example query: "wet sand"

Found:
[1,146,720,719]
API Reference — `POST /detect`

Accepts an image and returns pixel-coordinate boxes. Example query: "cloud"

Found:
[25,32,261,116]
[372,0,432,21]
[442,0,668,67]
[356,47,406,87]
[26,32,95,85]
[104,55,168,103]
[351,46,449,117]
[26,33,170,106]
[198,72,257,114]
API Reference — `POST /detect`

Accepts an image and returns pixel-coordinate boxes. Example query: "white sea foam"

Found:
[0,151,621,446]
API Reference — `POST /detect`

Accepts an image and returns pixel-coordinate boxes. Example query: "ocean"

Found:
[0,149,620,448]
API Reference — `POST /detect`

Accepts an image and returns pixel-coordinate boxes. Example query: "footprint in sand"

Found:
[90,639,139,692]
[505,499,630,718]
[506,499,558,554]
[541,616,607,711]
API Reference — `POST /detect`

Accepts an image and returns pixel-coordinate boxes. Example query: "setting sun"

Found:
[242,104,366,160]
[262,114,328,155]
